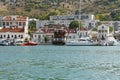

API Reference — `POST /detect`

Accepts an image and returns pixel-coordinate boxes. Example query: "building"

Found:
[0,17,2,27]
[101,21,120,31]
[50,14,95,21]
[77,28,89,38]
[97,24,109,40]
[66,29,78,41]
[36,14,98,29]
[0,15,29,40]
[36,20,72,29]
[31,29,45,44]
[32,24,68,44]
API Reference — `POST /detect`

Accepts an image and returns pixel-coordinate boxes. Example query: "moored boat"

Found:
[20,41,38,46]
[66,37,97,46]
[0,40,9,46]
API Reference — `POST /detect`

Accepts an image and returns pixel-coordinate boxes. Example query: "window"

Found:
[105,30,107,32]
[13,18,15,20]
[35,35,37,37]
[69,36,71,39]
[23,22,26,26]
[38,35,41,38]
[11,35,13,38]
[21,35,23,38]
[18,35,21,37]
[3,22,5,26]
[19,22,21,26]
[7,35,10,38]
[73,36,75,39]
[7,22,9,26]
[102,26,104,29]
[15,35,17,38]
[4,35,6,38]
[0,35,2,38]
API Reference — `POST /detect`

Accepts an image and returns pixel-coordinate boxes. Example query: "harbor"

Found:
[1,0,120,80]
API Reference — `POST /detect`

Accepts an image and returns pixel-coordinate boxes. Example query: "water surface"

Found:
[0,46,120,80]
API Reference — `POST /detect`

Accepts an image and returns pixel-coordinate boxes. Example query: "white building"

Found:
[36,20,72,29]
[66,29,78,41]
[0,15,29,40]
[0,17,2,27]
[50,14,95,21]
[101,21,120,31]
[36,14,98,29]
[31,29,45,44]
[97,24,109,40]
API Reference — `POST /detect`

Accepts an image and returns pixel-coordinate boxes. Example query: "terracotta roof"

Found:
[3,15,27,21]
[0,28,24,33]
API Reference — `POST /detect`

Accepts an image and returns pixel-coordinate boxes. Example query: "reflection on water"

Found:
[0,46,120,80]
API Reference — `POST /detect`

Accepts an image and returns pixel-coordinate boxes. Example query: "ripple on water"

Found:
[0,46,120,80]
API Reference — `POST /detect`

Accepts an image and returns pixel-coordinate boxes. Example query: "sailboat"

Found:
[66,0,96,46]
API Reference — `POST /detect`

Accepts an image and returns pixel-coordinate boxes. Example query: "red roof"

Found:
[0,28,24,33]
[3,15,27,21]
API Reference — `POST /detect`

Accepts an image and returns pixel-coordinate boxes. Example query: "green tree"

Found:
[29,20,36,34]
[109,26,114,32]
[69,21,82,29]
[47,10,61,19]
[96,14,110,21]
[44,36,49,43]
[92,27,97,31]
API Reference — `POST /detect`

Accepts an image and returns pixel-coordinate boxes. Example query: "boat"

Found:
[0,40,9,46]
[20,41,38,46]
[15,40,24,46]
[66,37,96,46]
[99,37,119,46]
[52,30,66,45]
[0,39,16,46]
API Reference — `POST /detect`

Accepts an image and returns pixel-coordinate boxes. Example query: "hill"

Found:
[0,0,120,20]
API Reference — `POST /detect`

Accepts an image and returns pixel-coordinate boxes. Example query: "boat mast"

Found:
[78,0,81,37]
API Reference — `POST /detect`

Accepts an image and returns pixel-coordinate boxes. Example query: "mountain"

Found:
[0,0,120,20]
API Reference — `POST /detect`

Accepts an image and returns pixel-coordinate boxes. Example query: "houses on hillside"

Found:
[36,14,99,29]
[0,14,119,45]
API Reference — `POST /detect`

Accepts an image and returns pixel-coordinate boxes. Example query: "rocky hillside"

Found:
[0,0,120,20]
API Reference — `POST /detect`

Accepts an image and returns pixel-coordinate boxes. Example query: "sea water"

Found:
[0,45,120,80]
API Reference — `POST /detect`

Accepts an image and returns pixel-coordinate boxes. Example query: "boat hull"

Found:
[66,42,96,46]
[20,42,37,46]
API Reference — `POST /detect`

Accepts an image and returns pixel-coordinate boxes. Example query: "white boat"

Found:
[99,37,119,46]
[0,40,9,46]
[66,37,96,46]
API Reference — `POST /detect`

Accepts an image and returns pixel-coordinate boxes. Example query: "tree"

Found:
[47,10,61,19]
[44,36,49,43]
[92,27,97,31]
[69,21,82,29]
[29,20,36,34]
[109,26,114,32]
[96,14,110,21]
